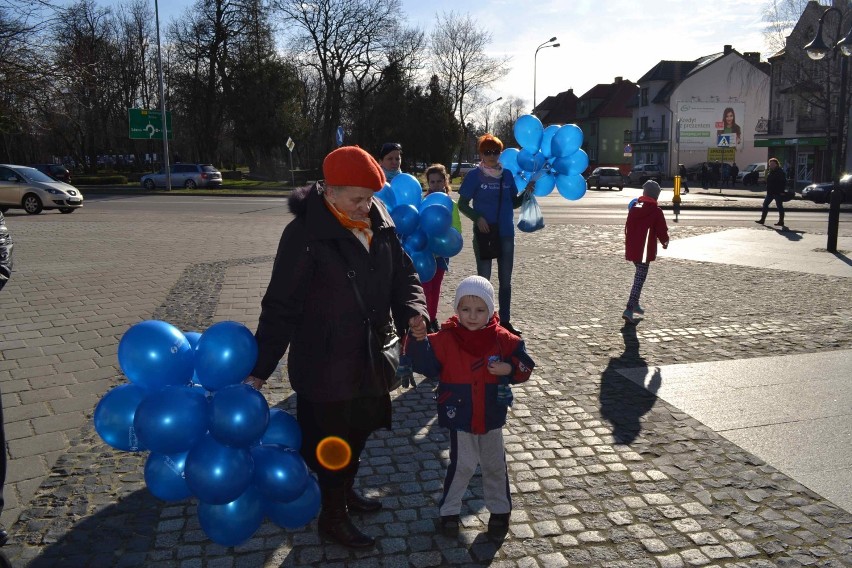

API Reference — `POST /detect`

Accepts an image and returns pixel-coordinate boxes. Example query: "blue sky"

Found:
[83,0,770,107]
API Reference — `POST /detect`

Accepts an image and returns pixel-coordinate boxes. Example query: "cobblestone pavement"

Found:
[0,207,850,567]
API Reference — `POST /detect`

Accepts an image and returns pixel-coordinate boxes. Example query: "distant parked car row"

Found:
[140,163,223,189]
[0,164,83,214]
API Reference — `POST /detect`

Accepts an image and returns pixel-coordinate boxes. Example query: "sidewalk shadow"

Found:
[832,250,852,267]
[775,226,804,241]
[599,324,661,445]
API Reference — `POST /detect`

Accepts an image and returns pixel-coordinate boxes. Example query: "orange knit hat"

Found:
[323,146,386,191]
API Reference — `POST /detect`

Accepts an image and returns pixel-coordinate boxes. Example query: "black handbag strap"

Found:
[329,240,371,322]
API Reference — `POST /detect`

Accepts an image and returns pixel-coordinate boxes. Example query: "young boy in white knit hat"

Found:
[408,275,535,538]
[623,180,669,324]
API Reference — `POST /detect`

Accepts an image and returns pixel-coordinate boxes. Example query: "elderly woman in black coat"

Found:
[245,146,427,548]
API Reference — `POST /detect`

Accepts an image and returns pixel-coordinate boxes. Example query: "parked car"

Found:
[737,162,767,186]
[586,167,624,190]
[0,164,84,214]
[450,162,476,177]
[627,163,662,185]
[29,163,72,184]
[140,163,223,189]
[800,181,834,204]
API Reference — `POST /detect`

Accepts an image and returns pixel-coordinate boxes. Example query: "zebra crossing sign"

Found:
[717,133,735,147]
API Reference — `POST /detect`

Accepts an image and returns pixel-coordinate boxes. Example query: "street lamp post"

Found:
[484,96,503,133]
[154,0,171,191]
[804,6,852,252]
[533,37,560,110]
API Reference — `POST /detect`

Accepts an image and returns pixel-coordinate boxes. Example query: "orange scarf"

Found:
[324,197,373,249]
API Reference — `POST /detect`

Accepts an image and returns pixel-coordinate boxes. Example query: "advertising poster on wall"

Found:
[677,101,745,152]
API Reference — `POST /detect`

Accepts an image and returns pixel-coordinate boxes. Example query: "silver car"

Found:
[140,163,223,189]
[0,164,84,214]
[587,167,624,191]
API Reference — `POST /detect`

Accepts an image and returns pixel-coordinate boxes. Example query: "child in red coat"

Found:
[623,181,669,324]
[408,275,535,538]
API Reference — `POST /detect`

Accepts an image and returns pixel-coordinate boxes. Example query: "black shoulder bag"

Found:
[473,173,503,260]
[332,241,401,391]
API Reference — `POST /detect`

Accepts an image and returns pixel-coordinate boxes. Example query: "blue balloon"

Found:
[565,149,589,175]
[185,434,254,505]
[261,408,302,450]
[419,204,452,237]
[184,331,202,349]
[403,229,428,255]
[209,384,270,448]
[198,487,264,547]
[94,383,149,452]
[265,476,321,530]
[134,385,210,454]
[550,156,572,176]
[514,114,544,151]
[551,124,584,158]
[251,445,309,502]
[428,228,464,257]
[390,173,422,207]
[533,172,557,197]
[195,321,258,392]
[513,173,529,193]
[555,174,587,200]
[517,149,546,173]
[375,183,396,210]
[628,198,638,209]
[118,320,194,390]
[411,250,437,283]
[540,124,561,158]
[419,192,453,212]
[499,148,521,173]
[390,204,420,237]
[145,451,192,501]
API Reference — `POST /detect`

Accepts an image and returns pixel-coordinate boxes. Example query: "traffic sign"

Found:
[286,137,295,152]
[717,133,735,147]
[128,108,173,140]
[336,126,344,147]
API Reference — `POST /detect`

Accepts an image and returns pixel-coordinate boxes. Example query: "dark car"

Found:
[29,163,72,184]
[586,167,624,190]
[800,181,834,204]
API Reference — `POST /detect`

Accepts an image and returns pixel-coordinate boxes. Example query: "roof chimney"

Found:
[615,76,622,83]
[724,44,733,55]
[743,51,760,63]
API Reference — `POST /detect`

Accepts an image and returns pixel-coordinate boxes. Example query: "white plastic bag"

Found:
[517,192,544,233]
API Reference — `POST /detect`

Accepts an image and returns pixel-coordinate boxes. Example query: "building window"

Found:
[787,99,795,121]
[641,88,649,106]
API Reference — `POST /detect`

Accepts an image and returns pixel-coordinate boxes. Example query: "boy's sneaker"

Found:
[622,310,636,325]
[438,514,460,536]
[633,305,645,315]
[487,512,510,538]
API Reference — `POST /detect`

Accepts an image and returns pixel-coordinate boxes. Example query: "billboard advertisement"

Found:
[677,101,745,151]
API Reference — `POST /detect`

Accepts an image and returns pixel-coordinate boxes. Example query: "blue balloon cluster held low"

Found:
[375,174,463,283]
[501,114,589,201]
[94,319,319,547]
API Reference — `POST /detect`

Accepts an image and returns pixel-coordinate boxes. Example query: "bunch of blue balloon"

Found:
[375,173,463,283]
[93,319,320,547]
[500,114,589,201]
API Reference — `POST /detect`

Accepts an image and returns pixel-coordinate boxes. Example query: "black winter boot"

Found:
[345,478,382,513]
[774,214,785,226]
[318,487,375,548]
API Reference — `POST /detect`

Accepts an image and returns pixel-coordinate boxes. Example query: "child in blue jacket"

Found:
[408,275,535,538]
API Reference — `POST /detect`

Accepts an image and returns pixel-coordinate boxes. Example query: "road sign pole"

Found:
[154,0,171,191]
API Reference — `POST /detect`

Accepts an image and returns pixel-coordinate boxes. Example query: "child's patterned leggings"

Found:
[627,262,649,310]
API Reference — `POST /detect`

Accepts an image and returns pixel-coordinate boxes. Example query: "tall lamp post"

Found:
[534,37,559,110]
[804,6,852,253]
[154,0,171,190]
[484,96,503,133]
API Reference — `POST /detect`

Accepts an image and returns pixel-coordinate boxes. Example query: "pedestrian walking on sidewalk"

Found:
[0,212,14,558]
[244,146,428,549]
[756,157,787,226]
[622,181,669,325]
[408,276,535,539]
[678,164,689,193]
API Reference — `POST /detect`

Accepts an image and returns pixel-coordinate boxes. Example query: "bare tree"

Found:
[429,11,509,171]
[763,0,813,54]
[272,0,406,156]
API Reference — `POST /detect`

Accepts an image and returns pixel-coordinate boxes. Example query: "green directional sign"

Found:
[128,108,173,140]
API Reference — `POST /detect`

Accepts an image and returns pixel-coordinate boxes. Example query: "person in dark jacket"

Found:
[622,181,669,325]
[757,157,787,226]
[408,276,534,539]
[0,212,13,552]
[244,146,428,549]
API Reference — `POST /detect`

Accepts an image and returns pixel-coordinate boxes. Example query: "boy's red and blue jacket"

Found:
[408,315,534,434]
